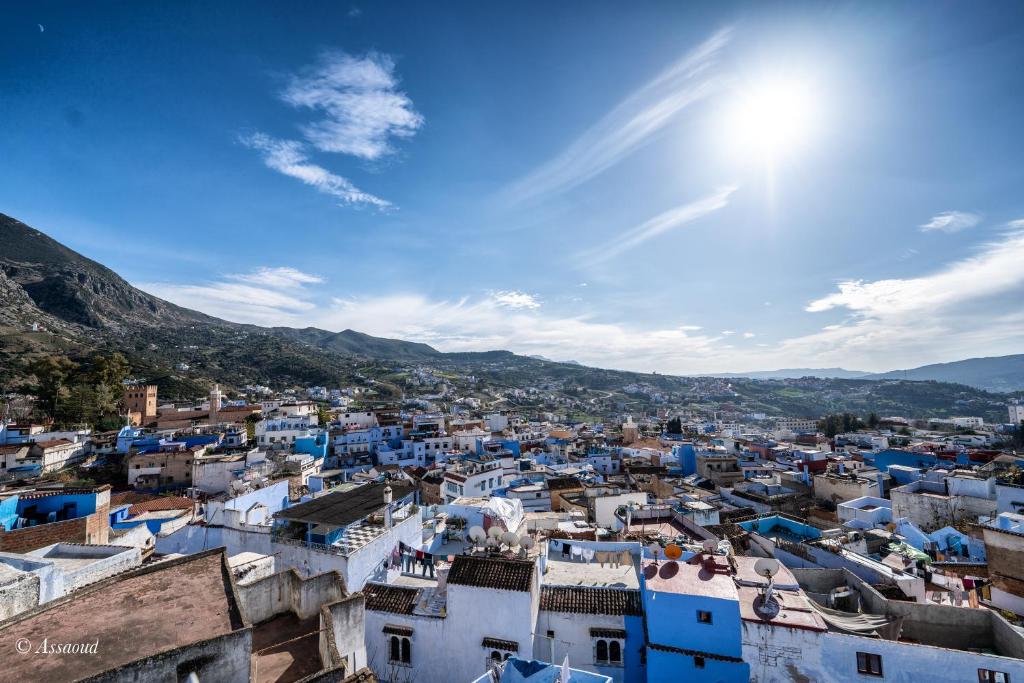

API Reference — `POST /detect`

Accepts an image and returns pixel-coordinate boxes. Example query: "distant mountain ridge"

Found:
[1,211,1021,396]
[863,355,1024,393]
[708,368,871,380]
[707,356,1024,392]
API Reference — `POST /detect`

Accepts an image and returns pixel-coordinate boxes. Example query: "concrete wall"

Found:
[84,627,252,683]
[27,543,141,594]
[533,609,628,683]
[321,593,367,674]
[235,569,346,624]
[0,569,39,620]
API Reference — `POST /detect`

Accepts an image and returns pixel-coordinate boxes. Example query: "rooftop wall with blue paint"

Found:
[673,443,697,476]
[225,480,290,513]
[182,434,220,449]
[17,491,98,519]
[294,433,329,459]
[739,515,822,541]
[0,494,19,531]
[861,448,969,473]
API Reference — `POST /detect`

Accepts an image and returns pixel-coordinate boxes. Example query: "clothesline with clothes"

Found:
[553,541,633,568]
[392,542,449,578]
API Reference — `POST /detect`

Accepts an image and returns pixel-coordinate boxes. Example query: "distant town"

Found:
[1,377,1023,682]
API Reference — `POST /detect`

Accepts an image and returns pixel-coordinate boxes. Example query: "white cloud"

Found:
[318,294,723,371]
[241,133,390,208]
[502,28,731,203]
[920,210,981,233]
[137,266,322,327]
[807,229,1024,315]
[281,51,423,160]
[742,332,756,338]
[721,330,735,336]
[490,291,541,310]
[780,226,1024,369]
[577,185,736,265]
[227,266,323,289]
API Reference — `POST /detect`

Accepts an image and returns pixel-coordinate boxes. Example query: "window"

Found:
[979,671,1010,683]
[694,656,705,669]
[697,610,713,624]
[389,636,411,665]
[856,652,883,677]
[595,640,608,664]
[609,641,621,664]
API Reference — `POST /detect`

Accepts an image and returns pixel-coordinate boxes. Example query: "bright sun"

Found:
[727,78,817,162]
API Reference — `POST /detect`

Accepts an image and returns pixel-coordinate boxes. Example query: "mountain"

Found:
[864,355,1024,393]
[707,368,871,380]
[1,211,1019,422]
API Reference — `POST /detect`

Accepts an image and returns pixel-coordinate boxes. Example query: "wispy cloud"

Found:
[807,228,1024,315]
[920,210,981,233]
[137,266,323,327]
[502,28,732,204]
[742,332,756,338]
[577,185,736,265]
[281,51,423,160]
[490,290,541,310]
[241,133,391,208]
[226,266,324,289]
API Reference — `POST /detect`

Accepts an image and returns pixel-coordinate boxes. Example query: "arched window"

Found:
[401,637,411,663]
[596,639,608,663]
[390,636,400,662]
[609,640,621,663]
[490,651,501,663]
[504,653,512,660]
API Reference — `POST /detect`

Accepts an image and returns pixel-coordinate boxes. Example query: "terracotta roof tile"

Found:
[540,586,643,616]
[447,555,534,592]
[364,583,419,615]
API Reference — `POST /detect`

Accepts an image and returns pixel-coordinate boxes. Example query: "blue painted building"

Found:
[673,443,697,476]
[641,555,749,683]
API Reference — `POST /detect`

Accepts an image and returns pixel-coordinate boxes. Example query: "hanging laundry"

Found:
[582,548,596,564]
[571,545,583,558]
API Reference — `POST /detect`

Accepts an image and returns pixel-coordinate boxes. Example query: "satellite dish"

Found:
[488,526,503,539]
[469,526,487,542]
[485,537,499,547]
[664,544,682,560]
[520,536,535,550]
[501,531,519,547]
[702,539,717,553]
[754,557,780,579]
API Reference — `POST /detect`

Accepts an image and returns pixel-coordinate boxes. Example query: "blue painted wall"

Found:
[0,494,19,531]
[673,444,697,476]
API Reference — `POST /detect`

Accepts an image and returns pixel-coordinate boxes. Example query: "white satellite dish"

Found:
[754,557,780,579]
[485,537,499,547]
[520,536,536,550]
[468,526,487,543]
[487,526,503,539]
[702,539,717,553]
[501,531,519,546]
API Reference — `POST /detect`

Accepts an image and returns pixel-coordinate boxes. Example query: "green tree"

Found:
[866,412,880,429]
[29,356,78,418]
[318,404,332,427]
[91,352,130,386]
[244,412,261,442]
[666,417,683,435]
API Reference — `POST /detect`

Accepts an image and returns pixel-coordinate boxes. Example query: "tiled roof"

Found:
[364,583,419,615]
[0,445,28,456]
[126,496,193,516]
[32,438,74,449]
[382,624,414,636]
[540,586,643,616]
[481,637,519,652]
[447,555,534,592]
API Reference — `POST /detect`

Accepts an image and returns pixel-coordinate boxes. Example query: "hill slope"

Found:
[865,355,1024,393]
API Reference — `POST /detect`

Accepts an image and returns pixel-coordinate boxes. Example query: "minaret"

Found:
[210,384,222,422]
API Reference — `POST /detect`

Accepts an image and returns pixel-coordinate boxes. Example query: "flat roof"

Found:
[274,481,415,527]
[641,557,737,601]
[545,554,640,589]
[0,549,243,681]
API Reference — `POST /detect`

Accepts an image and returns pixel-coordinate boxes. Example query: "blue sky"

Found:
[3,2,1024,374]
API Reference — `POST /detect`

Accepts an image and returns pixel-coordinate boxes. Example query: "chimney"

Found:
[383,484,393,529]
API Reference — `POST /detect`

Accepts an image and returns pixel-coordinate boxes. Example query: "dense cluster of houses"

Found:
[1,384,1023,682]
